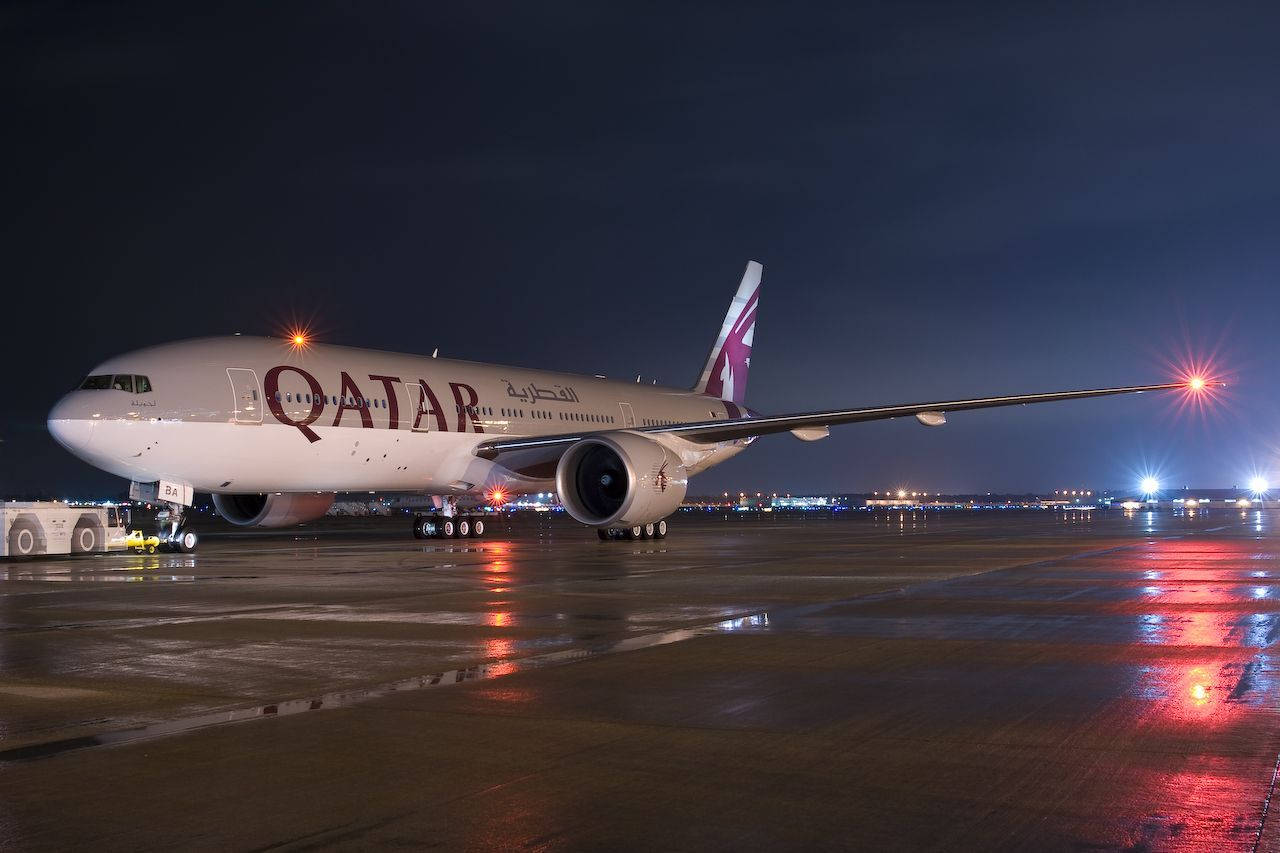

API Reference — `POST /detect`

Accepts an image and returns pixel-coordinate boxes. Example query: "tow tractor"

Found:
[1,502,130,557]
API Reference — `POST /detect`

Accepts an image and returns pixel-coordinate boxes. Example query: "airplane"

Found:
[46,261,1202,553]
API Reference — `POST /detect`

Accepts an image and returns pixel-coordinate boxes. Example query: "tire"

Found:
[412,516,425,539]
[145,544,157,554]
[597,528,611,541]
[627,526,641,540]
[654,520,667,539]
[8,520,38,557]
[457,519,471,538]
[71,522,99,554]
[471,518,485,537]
[439,519,455,538]
[642,523,654,540]
[174,529,199,553]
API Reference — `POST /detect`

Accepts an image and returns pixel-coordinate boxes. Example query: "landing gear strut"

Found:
[157,503,199,553]
[597,519,667,541]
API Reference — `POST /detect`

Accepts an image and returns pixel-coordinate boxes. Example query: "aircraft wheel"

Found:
[439,519,455,538]
[457,518,471,538]
[597,528,611,541]
[174,529,199,553]
[471,518,485,537]
[654,520,667,539]
[412,516,426,539]
[8,521,38,557]
[626,525,641,540]
[642,523,654,539]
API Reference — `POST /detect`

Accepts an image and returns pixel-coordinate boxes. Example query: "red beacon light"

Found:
[285,329,312,350]
[1188,376,1206,391]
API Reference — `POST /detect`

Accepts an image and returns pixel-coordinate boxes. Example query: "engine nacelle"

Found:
[555,432,688,528]
[212,492,336,527]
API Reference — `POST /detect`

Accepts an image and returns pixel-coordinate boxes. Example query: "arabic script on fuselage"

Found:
[500,378,579,406]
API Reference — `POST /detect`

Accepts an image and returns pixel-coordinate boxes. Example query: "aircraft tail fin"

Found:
[692,261,760,405]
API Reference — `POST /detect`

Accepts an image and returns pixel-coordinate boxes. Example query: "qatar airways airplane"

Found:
[46,261,1198,552]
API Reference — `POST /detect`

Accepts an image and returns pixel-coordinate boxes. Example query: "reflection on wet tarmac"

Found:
[5,510,1280,849]
[0,604,774,764]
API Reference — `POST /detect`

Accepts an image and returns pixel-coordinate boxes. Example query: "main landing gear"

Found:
[597,520,668,542]
[157,503,199,553]
[412,513,487,539]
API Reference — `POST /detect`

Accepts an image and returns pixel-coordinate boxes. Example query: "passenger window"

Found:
[134,376,152,393]
[112,375,134,392]
[80,375,112,390]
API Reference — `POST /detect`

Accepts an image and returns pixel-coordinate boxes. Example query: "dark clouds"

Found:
[3,1,1278,495]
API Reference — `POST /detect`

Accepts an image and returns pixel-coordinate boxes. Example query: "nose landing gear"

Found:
[157,503,199,553]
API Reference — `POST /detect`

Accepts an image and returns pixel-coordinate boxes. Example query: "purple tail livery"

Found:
[693,260,760,405]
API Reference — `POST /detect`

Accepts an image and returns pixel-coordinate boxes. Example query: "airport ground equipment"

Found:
[124,529,161,554]
[1,502,129,557]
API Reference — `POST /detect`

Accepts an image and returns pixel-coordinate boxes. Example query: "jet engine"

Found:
[555,432,688,528]
[212,492,336,528]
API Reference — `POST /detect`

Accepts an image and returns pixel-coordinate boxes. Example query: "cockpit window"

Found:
[134,376,152,393]
[112,375,134,393]
[80,375,112,390]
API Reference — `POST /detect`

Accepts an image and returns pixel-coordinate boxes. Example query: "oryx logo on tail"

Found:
[692,261,760,406]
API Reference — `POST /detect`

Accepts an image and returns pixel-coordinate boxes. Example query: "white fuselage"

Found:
[47,337,751,497]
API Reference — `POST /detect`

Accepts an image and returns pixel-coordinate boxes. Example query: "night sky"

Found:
[4,2,1278,497]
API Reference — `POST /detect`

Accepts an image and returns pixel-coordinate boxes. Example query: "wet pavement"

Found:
[2,508,1279,850]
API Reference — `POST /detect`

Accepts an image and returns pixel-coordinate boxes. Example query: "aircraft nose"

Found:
[47,393,97,455]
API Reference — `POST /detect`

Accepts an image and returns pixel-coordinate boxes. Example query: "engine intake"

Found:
[555,432,688,528]
[212,492,335,527]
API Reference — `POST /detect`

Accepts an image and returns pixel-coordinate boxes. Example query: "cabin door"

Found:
[618,402,635,429]
[226,368,263,424]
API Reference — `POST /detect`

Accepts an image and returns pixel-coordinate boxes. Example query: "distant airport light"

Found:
[1250,476,1269,495]
[1140,477,1160,495]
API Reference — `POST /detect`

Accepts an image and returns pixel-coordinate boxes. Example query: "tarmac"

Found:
[2,507,1279,851]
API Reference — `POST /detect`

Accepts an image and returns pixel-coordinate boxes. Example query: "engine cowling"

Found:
[212,492,336,527]
[555,432,688,528]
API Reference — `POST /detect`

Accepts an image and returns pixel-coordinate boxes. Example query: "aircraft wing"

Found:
[475,382,1190,465]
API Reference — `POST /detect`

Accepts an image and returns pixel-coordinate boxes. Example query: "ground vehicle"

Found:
[1,502,129,557]
[124,529,161,554]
